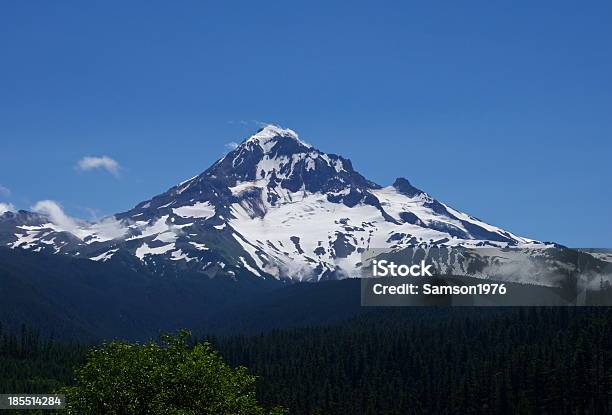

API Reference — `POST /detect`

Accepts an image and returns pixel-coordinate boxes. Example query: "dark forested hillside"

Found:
[2,308,612,414]
[214,308,612,415]
[0,248,368,341]
[0,323,87,393]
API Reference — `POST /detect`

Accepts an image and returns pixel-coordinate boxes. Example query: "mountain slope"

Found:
[0,125,602,284]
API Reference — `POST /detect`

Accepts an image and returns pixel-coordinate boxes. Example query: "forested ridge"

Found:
[214,308,612,414]
[0,323,88,393]
[2,308,612,414]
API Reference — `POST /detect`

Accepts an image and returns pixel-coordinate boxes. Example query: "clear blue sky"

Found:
[0,1,610,247]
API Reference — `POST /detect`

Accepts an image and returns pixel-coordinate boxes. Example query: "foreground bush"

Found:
[62,331,286,414]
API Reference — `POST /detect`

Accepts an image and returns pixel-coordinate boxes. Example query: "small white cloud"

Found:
[0,202,15,214]
[225,142,239,151]
[32,200,80,233]
[77,156,120,177]
[0,185,10,198]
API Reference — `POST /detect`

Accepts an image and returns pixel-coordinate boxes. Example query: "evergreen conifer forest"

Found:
[2,308,612,414]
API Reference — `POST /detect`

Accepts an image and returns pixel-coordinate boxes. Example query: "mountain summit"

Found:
[1,125,569,282]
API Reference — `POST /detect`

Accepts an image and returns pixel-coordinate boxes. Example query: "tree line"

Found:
[212,308,612,414]
[2,308,612,414]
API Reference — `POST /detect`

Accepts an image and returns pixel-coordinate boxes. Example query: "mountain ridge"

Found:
[3,124,602,285]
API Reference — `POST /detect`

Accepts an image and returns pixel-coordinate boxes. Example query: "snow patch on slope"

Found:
[135,242,174,260]
[173,202,215,219]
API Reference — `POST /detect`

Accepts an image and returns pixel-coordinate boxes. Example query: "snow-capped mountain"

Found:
[0,125,606,284]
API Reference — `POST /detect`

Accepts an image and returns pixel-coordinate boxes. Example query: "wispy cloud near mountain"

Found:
[0,185,10,198]
[0,203,14,214]
[31,200,80,233]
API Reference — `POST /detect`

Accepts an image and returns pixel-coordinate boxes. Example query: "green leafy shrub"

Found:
[61,330,286,415]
